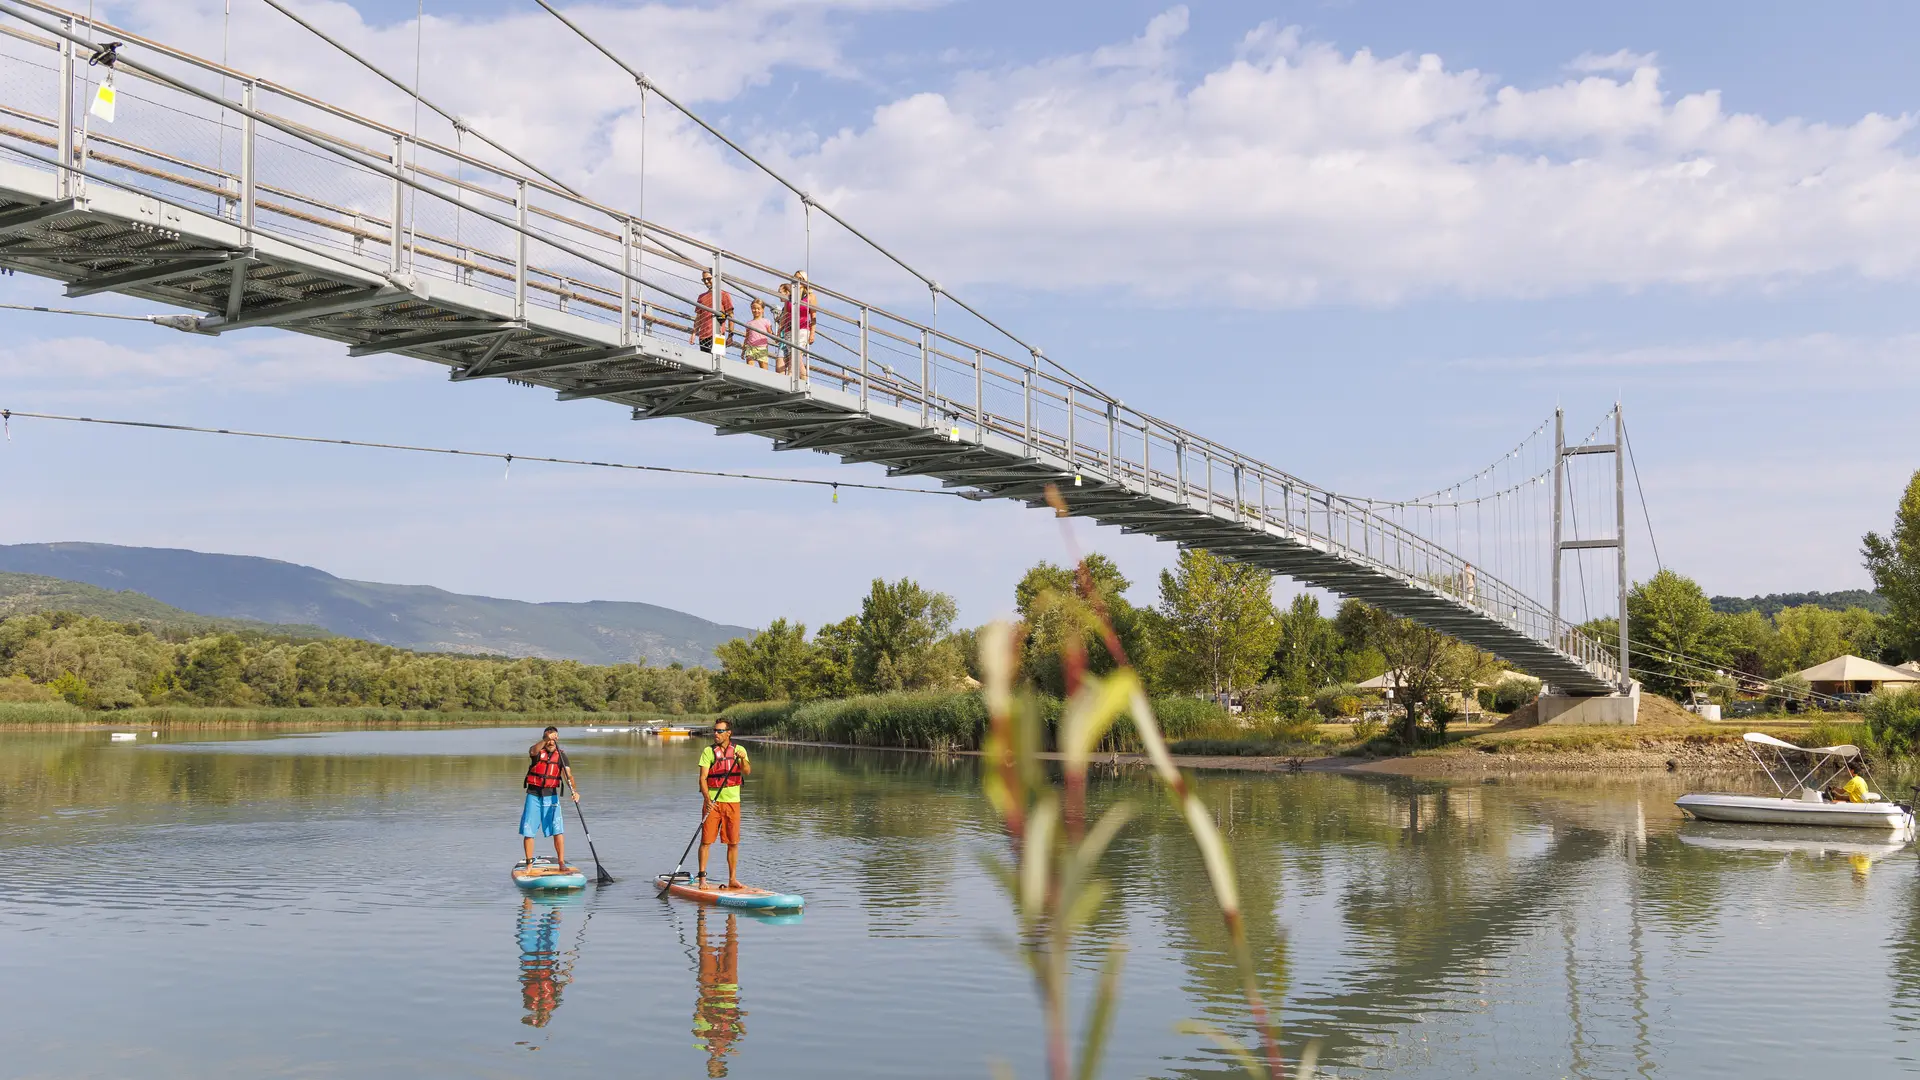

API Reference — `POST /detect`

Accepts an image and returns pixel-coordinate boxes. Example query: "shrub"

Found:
[1240,682,1310,719]
[1804,719,1870,754]
[1349,717,1384,742]
[0,675,54,703]
[1313,684,1364,719]
[1864,688,1920,757]
[1481,676,1540,714]
[47,671,88,707]
[1771,673,1812,710]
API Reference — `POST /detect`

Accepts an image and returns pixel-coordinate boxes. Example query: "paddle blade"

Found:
[595,865,616,885]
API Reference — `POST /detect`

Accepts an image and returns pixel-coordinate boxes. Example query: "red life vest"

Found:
[525,749,565,794]
[705,744,743,790]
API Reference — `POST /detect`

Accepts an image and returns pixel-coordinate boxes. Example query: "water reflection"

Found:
[516,896,582,1029]
[4,731,1919,1078]
[691,908,747,1077]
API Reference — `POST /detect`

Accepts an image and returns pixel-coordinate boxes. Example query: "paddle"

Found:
[656,800,712,897]
[567,779,616,885]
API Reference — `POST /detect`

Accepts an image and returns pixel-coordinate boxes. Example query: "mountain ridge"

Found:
[0,543,751,666]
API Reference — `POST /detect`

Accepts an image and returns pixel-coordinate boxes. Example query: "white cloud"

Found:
[54,2,1920,311]
[1567,49,1657,74]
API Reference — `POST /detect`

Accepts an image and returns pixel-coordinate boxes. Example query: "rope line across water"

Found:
[0,408,966,499]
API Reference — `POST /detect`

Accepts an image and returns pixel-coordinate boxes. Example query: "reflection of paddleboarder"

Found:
[695,720,751,889]
[516,898,573,1028]
[691,907,746,1076]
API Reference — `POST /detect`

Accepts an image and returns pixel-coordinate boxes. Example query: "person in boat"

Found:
[696,719,751,889]
[521,726,580,869]
[1826,760,1871,804]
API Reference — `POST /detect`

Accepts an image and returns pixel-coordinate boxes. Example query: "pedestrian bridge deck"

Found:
[0,2,1621,694]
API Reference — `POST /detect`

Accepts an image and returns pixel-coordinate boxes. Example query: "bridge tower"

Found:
[1543,405,1637,723]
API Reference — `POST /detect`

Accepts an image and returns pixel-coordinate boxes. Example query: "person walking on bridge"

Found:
[521,726,579,869]
[691,269,734,358]
[696,719,751,889]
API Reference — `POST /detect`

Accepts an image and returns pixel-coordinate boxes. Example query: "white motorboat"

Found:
[1675,733,1914,834]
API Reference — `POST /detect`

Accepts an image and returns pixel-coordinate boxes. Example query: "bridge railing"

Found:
[0,1,1622,689]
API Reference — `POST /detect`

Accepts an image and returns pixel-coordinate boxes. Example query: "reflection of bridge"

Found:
[0,2,1622,693]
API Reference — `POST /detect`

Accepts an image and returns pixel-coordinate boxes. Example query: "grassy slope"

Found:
[0,572,330,637]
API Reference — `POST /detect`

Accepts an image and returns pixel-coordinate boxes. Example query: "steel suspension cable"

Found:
[1622,413,1663,572]
[527,0,1107,397]
[256,0,580,196]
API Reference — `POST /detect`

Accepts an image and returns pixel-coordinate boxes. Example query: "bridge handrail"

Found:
[0,1,1622,687]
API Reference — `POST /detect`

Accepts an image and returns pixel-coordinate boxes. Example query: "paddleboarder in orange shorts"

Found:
[696,719,750,889]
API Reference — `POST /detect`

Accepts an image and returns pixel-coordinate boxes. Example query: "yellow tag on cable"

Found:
[90,78,116,123]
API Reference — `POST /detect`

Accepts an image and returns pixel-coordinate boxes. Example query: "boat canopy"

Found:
[1743,732,1861,759]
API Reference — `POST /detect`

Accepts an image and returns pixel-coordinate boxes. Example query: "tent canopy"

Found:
[1792,654,1919,684]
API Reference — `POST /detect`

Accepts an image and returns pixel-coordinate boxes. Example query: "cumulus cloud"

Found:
[45,3,1920,310]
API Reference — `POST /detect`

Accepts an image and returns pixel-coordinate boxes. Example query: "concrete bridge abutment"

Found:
[1538,681,1640,726]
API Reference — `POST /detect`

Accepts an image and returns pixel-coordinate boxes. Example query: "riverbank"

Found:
[741,731,1781,776]
[724,689,1843,776]
[0,702,711,731]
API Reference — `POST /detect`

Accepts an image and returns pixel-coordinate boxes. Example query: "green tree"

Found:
[854,578,965,692]
[1013,554,1150,695]
[1268,594,1343,694]
[1718,609,1776,678]
[802,616,860,700]
[181,633,247,704]
[712,619,814,705]
[1153,550,1280,697]
[1625,570,1728,699]
[1864,469,1920,662]
[1762,604,1883,676]
[1373,615,1499,742]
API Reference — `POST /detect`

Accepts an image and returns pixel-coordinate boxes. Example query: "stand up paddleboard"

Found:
[656,875,804,910]
[513,858,588,891]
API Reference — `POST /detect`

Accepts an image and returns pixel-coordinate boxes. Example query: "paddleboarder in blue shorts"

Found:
[521,726,579,868]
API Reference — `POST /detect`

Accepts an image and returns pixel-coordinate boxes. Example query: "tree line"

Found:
[0,612,714,713]
[717,466,1920,734]
[712,548,1505,741]
[1596,468,1920,700]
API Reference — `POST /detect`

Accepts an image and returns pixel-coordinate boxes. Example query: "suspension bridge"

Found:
[0,2,1636,702]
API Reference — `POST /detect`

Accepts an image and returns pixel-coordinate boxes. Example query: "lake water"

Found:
[4,726,1917,1078]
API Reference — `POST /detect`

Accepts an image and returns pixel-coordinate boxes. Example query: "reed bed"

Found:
[722,691,1249,754]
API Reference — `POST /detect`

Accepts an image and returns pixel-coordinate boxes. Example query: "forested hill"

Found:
[0,572,329,638]
[0,543,751,667]
[1710,589,1887,617]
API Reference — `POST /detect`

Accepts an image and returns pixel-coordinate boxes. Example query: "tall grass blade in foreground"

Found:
[979,560,1299,1078]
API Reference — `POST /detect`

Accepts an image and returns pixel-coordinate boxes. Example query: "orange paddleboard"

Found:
[656,876,804,909]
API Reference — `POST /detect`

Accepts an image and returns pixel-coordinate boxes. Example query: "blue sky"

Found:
[2,0,1916,633]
